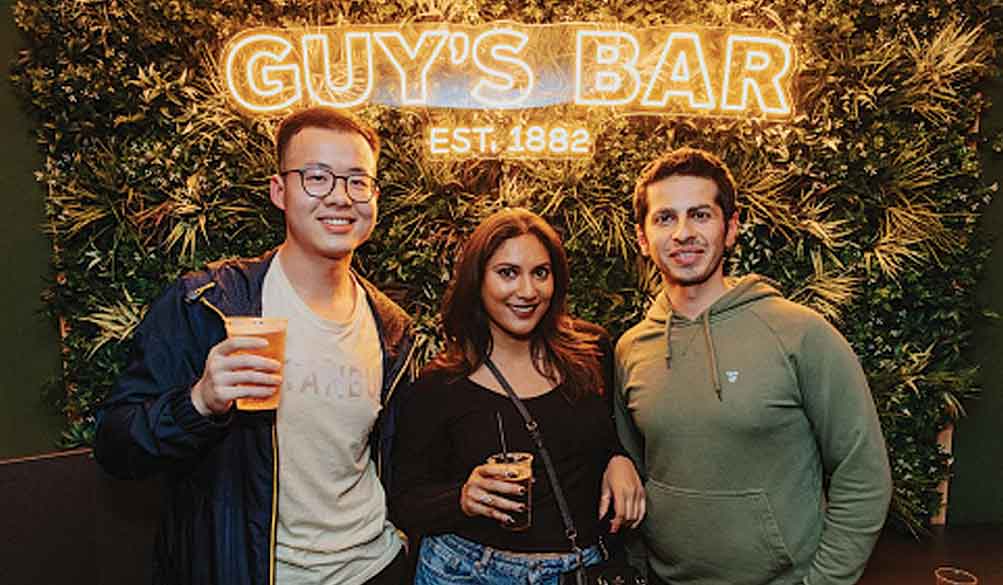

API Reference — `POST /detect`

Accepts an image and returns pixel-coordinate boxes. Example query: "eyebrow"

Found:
[301,162,371,174]
[653,204,714,214]
[491,261,552,268]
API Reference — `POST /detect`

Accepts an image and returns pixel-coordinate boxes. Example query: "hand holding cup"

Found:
[191,317,286,415]
[460,452,533,531]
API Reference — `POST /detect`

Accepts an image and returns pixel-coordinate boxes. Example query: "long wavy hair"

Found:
[434,208,604,400]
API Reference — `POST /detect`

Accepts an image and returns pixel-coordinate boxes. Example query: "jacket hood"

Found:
[644,274,782,400]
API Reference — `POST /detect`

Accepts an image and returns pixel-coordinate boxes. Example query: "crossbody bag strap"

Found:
[483,358,587,585]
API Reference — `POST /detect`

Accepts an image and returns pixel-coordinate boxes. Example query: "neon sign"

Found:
[222,23,796,157]
[427,122,595,158]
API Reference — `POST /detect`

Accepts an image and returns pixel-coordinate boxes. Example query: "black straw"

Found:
[496,411,510,463]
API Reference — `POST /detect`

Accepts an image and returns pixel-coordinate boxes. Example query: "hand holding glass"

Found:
[485,452,533,531]
[224,317,287,410]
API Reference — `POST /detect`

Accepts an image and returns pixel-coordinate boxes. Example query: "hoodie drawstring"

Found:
[664,308,674,367]
[702,312,723,401]
[664,309,723,401]
[652,276,782,402]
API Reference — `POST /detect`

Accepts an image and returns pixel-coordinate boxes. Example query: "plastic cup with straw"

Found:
[488,411,533,530]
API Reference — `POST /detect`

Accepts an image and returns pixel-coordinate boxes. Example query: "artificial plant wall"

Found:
[10,0,1002,531]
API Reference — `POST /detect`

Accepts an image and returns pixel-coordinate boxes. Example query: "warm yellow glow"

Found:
[449,32,470,64]
[222,23,796,119]
[471,28,534,107]
[429,125,496,155]
[222,23,795,158]
[302,32,373,108]
[574,31,642,106]
[721,35,793,115]
[572,27,794,117]
[427,123,593,159]
[639,32,715,111]
[225,33,302,112]
[373,30,450,106]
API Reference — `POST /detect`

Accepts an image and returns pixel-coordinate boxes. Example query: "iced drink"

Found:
[486,452,533,531]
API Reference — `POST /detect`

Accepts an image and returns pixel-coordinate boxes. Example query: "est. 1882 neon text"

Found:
[428,125,593,158]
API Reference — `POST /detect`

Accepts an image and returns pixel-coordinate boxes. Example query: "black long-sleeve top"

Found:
[391,354,625,552]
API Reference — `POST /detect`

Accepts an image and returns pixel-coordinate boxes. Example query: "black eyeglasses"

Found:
[279,168,378,203]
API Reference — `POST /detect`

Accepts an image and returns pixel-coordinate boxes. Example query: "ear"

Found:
[269,174,287,211]
[635,222,651,258]
[724,212,739,248]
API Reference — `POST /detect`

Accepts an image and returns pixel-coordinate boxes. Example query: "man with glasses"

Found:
[96,107,415,585]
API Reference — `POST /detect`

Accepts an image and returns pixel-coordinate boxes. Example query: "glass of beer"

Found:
[486,452,533,531]
[224,317,287,410]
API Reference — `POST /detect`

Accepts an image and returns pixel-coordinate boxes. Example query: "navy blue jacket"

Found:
[94,250,415,585]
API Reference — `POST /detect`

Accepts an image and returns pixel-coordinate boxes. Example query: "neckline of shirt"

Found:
[463,375,565,402]
[273,255,367,331]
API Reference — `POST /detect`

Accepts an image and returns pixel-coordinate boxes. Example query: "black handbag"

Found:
[483,358,647,585]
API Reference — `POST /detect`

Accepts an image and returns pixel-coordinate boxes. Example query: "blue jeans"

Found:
[415,533,603,585]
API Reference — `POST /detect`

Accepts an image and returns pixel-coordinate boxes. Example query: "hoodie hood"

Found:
[645,274,782,324]
[645,274,783,399]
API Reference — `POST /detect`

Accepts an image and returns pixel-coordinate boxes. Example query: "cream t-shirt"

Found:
[263,257,401,585]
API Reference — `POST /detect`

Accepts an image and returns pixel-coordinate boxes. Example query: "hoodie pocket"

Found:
[644,479,794,585]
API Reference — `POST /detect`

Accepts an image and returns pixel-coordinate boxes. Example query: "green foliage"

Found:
[10,0,1001,531]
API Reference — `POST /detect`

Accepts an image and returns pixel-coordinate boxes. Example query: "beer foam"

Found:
[226,317,287,336]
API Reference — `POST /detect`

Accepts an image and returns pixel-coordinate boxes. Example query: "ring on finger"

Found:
[482,494,493,506]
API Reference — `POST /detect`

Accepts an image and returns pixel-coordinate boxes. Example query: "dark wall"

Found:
[0,450,97,584]
[948,74,1003,524]
[0,0,64,458]
[0,449,160,585]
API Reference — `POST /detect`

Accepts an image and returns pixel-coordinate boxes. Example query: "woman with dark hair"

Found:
[391,208,644,585]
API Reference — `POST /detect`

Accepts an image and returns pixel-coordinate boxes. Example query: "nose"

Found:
[515,274,537,299]
[321,177,352,206]
[672,216,694,243]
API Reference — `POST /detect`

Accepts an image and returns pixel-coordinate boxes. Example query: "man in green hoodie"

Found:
[614,147,892,585]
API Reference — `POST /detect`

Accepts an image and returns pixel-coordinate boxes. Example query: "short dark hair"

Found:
[435,208,604,400]
[633,147,738,225]
[274,107,381,169]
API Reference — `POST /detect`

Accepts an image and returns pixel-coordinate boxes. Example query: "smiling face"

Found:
[637,174,738,295]
[269,127,378,267]
[480,234,555,343]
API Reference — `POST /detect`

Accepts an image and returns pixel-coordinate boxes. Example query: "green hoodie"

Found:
[614,275,891,585]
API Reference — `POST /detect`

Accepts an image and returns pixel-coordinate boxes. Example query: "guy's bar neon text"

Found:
[223,22,796,119]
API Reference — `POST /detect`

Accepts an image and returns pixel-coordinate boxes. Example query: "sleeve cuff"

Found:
[169,387,232,434]
[610,441,630,460]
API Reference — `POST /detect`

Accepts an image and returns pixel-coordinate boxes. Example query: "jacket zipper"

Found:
[384,339,416,408]
[194,287,278,585]
[269,424,278,585]
[197,296,227,322]
[377,339,417,480]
